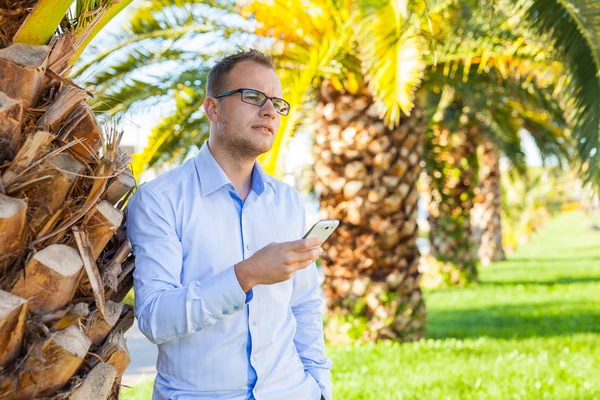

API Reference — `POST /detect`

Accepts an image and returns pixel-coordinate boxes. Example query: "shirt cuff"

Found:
[192,265,249,317]
[307,367,333,400]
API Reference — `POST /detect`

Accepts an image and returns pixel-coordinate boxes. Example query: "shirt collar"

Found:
[193,141,276,197]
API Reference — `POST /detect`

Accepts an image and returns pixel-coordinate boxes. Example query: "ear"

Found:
[203,97,219,122]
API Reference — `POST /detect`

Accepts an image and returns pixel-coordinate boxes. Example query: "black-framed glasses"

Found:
[215,88,290,116]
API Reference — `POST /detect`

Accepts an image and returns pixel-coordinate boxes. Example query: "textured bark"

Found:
[0,290,27,368]
[0,194,27,273]
[101,238,132,293]
[9,244,83,314]
[471,137,505,265]
[69,363,117,400]
[85,300,123,347]
[70,201,123,261]
[89,330,131,377]
[104,168,135,206]
[19,153,85,235]
[51,302,90,330]
[60,106,103,161]
[0,91,23,163]
[73,227,108,320]
[0,43,49,107]
[81,201,124,262]
[423,101,479,286]
[36,87,86,131]
[2,325,91,399]
[313,80,426,343]
[1,130,54,188]
[105,256,135,303]
[0,10,135,398]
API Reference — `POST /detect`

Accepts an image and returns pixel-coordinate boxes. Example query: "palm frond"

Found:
[130,85,206,178]
[82,47,188,88]
[355,0,426,127]
[242,0,347,46]
[74,0,238,79]
[424,5,563,88]
[12,0,73,45]
[130,0,234,36]
[70,0,136,64]
[93,79,169,116]
[73,23,215,79]
[518,0,600,182]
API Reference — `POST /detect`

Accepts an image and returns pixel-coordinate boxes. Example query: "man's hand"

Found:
[234,238,324,292]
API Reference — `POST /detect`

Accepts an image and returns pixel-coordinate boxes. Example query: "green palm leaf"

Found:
[73,24,215,80]
[519,0,600,182]
[130,84,207,178]
[82,47,189,89]
[355,0,426,127]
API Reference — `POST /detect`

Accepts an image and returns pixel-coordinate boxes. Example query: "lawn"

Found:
[122,211,600,399]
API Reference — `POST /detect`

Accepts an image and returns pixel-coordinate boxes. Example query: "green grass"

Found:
[122,211,600,399]
[122,381,153,400]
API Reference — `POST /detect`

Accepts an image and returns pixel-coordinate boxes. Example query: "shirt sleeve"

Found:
[125,187,252,345]
[290,193,333,400]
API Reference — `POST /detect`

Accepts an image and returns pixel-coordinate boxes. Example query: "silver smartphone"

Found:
[302,219,340,242]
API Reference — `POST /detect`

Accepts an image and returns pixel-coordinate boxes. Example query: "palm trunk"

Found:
[0,5,135,399]
[313,80,426,342]
[423,101,479,285]
[471,137,505,265]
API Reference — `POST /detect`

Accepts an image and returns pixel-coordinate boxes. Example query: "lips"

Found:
[252,124,273,134]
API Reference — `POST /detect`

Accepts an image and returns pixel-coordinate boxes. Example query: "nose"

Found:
[260,99,277,120]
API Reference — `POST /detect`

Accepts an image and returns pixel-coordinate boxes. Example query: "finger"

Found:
[291,247,322,263]
[286,237,322,251]
[295,257,319,271]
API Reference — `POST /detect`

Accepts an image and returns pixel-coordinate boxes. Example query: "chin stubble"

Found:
[216,122,271,161]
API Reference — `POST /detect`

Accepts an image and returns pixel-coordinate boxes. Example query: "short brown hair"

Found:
[206,49,275,97]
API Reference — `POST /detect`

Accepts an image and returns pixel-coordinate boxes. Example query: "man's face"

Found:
[208,60,283,160]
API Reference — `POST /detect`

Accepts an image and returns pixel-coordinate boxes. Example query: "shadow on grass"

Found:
[480,277,600,286]
[427,301,600,340]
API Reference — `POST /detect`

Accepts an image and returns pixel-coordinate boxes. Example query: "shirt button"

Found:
[252,356,257,362]
[252,320,258,326]
[246,244,250,250]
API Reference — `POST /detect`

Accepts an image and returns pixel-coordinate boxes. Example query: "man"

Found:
[125,49,333,400]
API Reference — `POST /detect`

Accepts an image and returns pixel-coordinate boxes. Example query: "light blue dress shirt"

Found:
[125,141,333,400]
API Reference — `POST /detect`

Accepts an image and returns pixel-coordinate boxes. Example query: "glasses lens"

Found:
[242,90,266,106]
[272,99,290,115]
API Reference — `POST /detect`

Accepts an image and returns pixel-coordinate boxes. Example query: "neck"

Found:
[206,139,254,197]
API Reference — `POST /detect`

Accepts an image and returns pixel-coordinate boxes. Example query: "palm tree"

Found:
[77,0,600,342]
[421,80,569,284]
[244,0,597,340]
[242,0,432,341]
[412,0,584,284]
[471,136,507,264]
[422,91,481,285]
[421,35,572,283]
[312,76,427,342]
[0,1,136,398]
[470,92,571,265]
[521,0,600,185]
